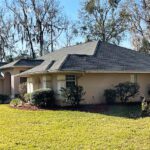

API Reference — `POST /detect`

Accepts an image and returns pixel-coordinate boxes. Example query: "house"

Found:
[1,40,150,104]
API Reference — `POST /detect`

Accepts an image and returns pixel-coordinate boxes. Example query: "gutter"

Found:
[16,69,150,77]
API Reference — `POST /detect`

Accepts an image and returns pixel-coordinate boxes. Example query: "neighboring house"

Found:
[1,40,150,104]
[0,59,43,96]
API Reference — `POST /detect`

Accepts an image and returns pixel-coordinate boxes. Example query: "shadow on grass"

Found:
[51,103,141,119]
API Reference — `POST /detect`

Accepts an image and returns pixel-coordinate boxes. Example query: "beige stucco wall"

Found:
[78,73,150,104]
[138,74,150,97]
[78,73,130,104]
[1,67,29,97]
[27,73,150,105]
[0,79,4,94]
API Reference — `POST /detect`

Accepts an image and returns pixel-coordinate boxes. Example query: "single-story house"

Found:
[1,40,150,104]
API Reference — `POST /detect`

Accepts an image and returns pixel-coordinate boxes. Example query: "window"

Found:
[20,77,27,84]
[66,75,76,88]
[130,74,137,83]
[20,70,27,84]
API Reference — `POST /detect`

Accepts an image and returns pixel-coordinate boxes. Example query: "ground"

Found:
[0,104,150,150]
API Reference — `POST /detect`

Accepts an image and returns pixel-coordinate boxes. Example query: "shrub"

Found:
[24,93,31,103]
[141,97,150,117]
[10,98,22,107]
[31,89,55,107]
[60,86,86,107]
[115,82,140,103]
[19,83,27,100]
[0,94,10,104]
[104,89,116,104]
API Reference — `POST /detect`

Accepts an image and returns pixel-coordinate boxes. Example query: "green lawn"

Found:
[0,105,149,150]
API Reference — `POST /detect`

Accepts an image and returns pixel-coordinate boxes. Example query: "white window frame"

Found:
[130,74,137,83]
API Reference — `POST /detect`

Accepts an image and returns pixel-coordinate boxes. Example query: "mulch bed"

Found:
[10,102,141,114]
[10,103,39,111]
[10,104,109,113]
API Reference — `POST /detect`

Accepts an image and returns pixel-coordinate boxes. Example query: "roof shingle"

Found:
[19,41,150,76]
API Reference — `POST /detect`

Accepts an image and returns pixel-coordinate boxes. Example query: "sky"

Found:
[60,0,132,49]
[0,0,133,52]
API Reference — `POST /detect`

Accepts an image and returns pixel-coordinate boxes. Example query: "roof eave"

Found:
[17,69,150,77]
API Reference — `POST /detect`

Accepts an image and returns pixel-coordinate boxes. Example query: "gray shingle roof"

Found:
[62,41,150,72]
[0,62,7,67]
[19,40,150,76]
[0,59,43,70]
[20,41,98,75]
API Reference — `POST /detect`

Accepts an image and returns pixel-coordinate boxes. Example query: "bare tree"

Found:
[0,9,16,62]
[6,0,67,58]
[31,0,67,54]
[63,21,78,47]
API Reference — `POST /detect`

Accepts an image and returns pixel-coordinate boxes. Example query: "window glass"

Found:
[66,75,76,88]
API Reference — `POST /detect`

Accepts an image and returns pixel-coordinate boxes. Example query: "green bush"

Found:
[10,98,22,107]
[24,93,31,103]
[115,82,140,103]
[31,89,55,107]
[0,94,10,104]
[104,89,116,104]
[60,86,85,107]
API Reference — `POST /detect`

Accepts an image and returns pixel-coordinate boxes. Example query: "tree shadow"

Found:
[51,103,141,119]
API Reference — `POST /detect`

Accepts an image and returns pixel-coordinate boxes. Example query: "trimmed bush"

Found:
[24,93,31,103]
[60,86,85,107]
[115,82,140,103]
[10,98,22,107]
[0,94,10,104]
[30,89,55,107]
[104,89,116,104]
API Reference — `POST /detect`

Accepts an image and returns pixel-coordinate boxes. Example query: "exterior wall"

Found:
[27,78,33,93]
[27,73,150,105]
[78,73,150,104]
[1,67,29,97]
[0,79,4,94]
[138,74,150,98]
[78,73,130,104]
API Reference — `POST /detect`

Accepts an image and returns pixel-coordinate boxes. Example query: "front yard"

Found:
[0,105,150,149]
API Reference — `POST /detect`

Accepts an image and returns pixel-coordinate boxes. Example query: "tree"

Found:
[63,21,78,47]
[126,0,150,52]
[6,0,67,58]
[79,0,130,44]
[30,0,67,54]
[0,9,16,62]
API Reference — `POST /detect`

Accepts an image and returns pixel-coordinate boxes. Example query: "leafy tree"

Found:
[79,0,130,44]
[126,0,150,52]
[139,38,150,53]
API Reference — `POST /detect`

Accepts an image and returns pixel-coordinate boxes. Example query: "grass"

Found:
[0,105,149,150]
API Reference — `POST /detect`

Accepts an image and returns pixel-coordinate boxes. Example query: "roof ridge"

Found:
[102,41,150,57]
[39,40,98,59]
